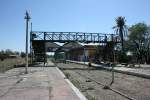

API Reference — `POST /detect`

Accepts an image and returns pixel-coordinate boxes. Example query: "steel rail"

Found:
[56,64,136,100]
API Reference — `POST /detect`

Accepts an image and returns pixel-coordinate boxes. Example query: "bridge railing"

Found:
[31,31,118,43]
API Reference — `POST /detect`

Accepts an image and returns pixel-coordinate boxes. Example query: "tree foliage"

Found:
[20,52,26,58]
[0,49,21,60]
[113,16,128,51]
[94,41,116,63]
[128,23,150,63]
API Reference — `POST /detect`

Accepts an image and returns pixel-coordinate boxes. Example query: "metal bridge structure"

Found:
[31,31,117,43]
[30,31,119,63]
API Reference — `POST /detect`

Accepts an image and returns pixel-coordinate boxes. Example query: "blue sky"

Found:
[0,0,150,51]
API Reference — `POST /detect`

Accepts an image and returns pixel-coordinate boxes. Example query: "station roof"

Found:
[62,42,83,49]
[46,42,60,48]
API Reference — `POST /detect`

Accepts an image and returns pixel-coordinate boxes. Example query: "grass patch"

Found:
[86,93,98,100]
[71,79,81,88]
[63,71,71,79]
[86,79,92,82]
[63,71,82,89]
[0,58,25,72]
[87,86,94,90]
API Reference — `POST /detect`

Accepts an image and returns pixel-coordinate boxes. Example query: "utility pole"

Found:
[110,36,118,85]
[24,11,31,74]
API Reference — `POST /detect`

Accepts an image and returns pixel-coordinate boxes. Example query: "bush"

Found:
[64,71,70,79]
[118,52,129,63]
[20,52,26,58]
[0,54,8,61]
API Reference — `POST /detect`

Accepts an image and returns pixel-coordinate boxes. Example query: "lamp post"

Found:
[24,11,31,74]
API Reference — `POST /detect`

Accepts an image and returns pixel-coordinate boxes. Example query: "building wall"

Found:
[66,45,96,62]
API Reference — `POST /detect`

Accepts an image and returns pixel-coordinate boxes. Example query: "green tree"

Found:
[113,16,128,51]
[128,23,150,63]
[5,49,13,55]
[20,52,26,58]
[94,42,117,62]
[94,45,103,62]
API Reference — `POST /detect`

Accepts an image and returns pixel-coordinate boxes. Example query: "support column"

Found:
[44,32,46,66]
[84,47,86,63]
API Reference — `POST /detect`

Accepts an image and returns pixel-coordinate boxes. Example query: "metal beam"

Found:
[31,31,118,43]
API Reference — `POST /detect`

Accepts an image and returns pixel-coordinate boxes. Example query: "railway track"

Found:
[56,63,148,100]
[74,71,136,100]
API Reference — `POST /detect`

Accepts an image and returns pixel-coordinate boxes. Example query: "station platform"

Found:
[0,66,87,100]
[67,60,150,79]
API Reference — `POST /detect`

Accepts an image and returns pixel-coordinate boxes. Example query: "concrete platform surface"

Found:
[0,67,84,100]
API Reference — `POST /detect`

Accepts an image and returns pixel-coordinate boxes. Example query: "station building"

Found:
[66,45,99,62]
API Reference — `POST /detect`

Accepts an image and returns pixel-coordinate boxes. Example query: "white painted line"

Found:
[56,67,66,78]
[56,67,88,100]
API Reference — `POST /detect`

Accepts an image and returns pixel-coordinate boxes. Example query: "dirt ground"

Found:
[57,62,150,100]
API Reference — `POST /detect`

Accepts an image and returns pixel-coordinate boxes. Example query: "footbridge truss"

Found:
[31,31,118,43]
[30,31,119,63]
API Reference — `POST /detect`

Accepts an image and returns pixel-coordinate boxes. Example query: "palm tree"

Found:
[113,16,128,51]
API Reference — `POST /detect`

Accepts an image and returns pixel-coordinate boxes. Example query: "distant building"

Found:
[66,45,98,62]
